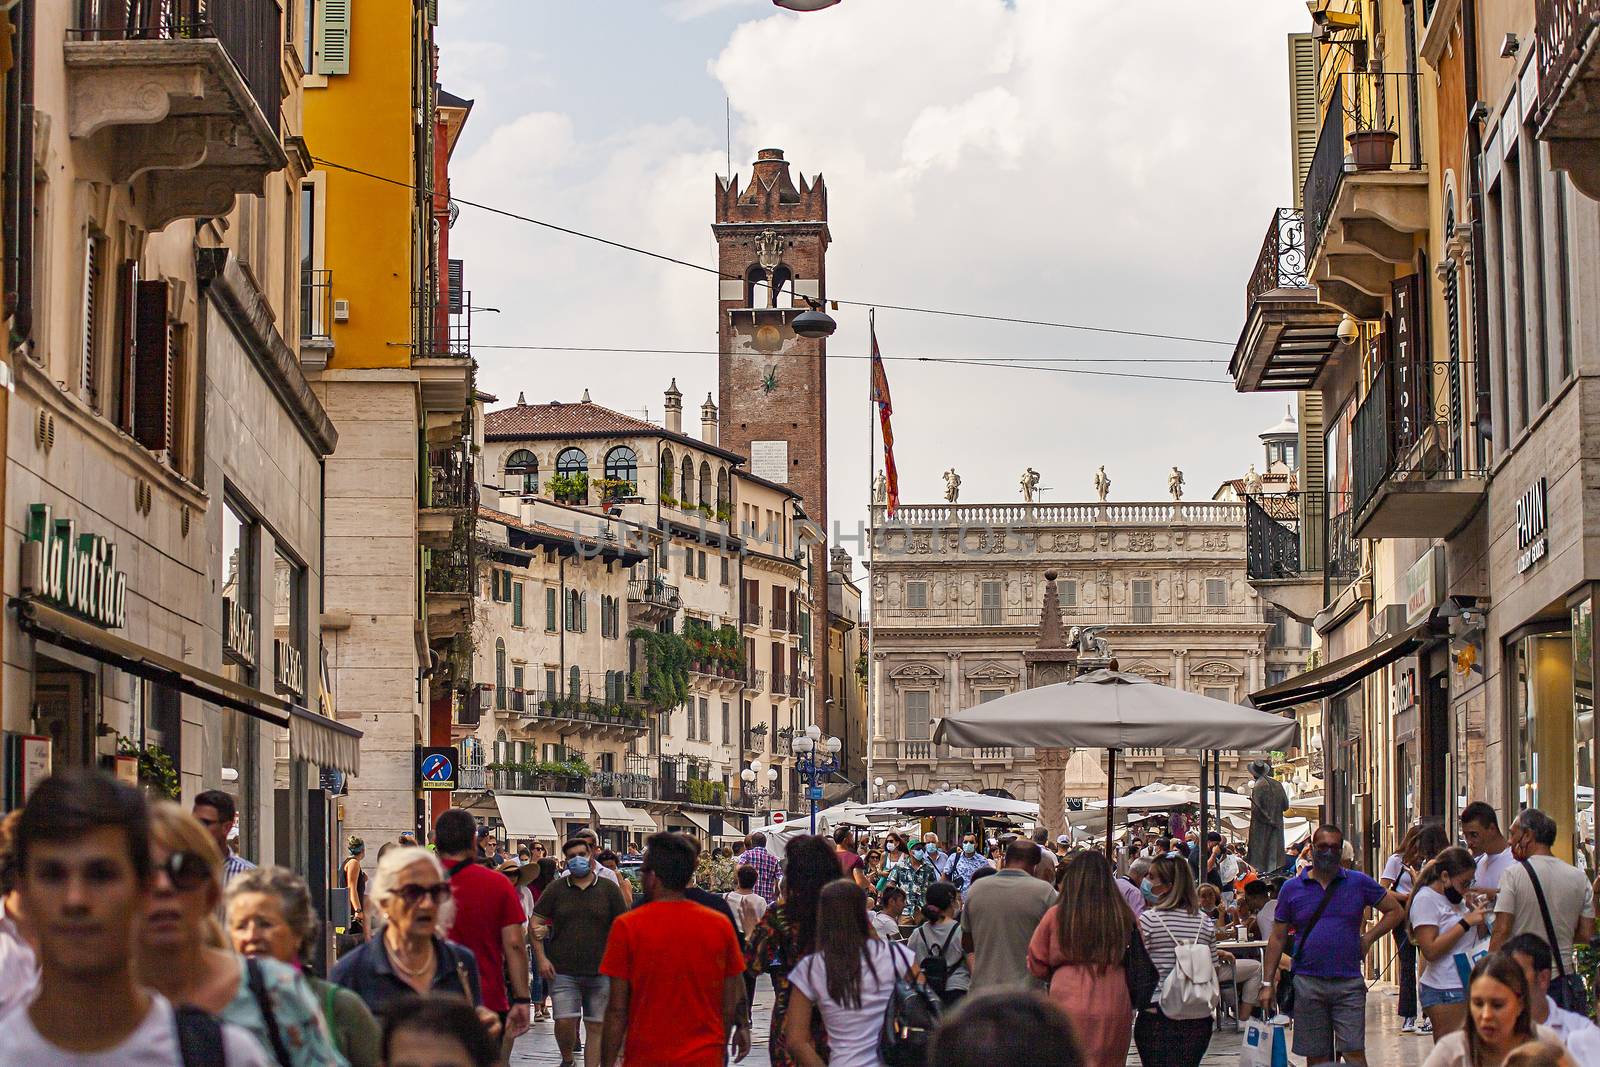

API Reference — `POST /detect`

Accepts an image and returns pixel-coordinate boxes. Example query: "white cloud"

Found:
[447,0,1309,563]
[667,0,765,19]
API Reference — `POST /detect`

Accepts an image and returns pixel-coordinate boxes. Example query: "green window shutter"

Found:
[546,587,557,631]
[512,582,524,627]
[1287,32,1319,207]
[315,0,351,76]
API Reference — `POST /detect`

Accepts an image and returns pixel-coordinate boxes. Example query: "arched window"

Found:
[495,639,506,710]
[681,456,694,506]
[698,461,711,507]
[605,446,638,485]
[555,448,588,503]
[556,448,587,477]
[660,447,675,499]
[716,468,730,511]
[504,449,537,494]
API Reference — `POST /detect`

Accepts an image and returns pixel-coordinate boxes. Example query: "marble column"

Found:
[1038,747,1069,842]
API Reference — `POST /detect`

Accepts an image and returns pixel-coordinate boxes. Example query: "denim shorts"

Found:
[1419,982,1467,1009]
[550,973,609,1022]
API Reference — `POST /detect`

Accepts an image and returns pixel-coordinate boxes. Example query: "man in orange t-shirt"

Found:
[599,832,749,1067]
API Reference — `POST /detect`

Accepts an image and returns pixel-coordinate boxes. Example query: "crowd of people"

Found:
[5,772,1600,1067]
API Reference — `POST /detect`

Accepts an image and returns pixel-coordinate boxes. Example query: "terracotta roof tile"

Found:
[483,399,747,464]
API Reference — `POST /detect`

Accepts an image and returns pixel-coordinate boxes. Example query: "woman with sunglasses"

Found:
[136,803,346,1067]
[328,845,499,1042]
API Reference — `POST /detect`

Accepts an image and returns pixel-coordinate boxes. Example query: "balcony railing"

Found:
[489,768,589,794]
[772,672,786,695]
[628,578,680,610]
[300,269,332,342]
[1246,208,1311,311]
[1325,492,1361,599]
[425,548,471,596]
[788,674,802,698]
[743,668,767,692]
[1303,73,1424,262]
[1245,493,1300,580]
[427,447,476,510]
[771,606,787,631]
[589,771,657,800]
[1537,0,1600,115]
[73,0,283,136]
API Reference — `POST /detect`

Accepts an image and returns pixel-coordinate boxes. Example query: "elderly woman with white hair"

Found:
[328,846,498,1040]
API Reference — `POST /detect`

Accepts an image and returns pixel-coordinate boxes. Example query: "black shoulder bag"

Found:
[1520,859,1578,1010]
[1280,884,1338,1017]
[1124,922,1159,1008]
[245,957,295,1067]
[174,1004,226,1067]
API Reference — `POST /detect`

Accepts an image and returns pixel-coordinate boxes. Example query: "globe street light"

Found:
[791,727,841,833]
[741,761,780,809]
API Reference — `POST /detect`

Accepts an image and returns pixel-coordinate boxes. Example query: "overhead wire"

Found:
[310,156,1236,349]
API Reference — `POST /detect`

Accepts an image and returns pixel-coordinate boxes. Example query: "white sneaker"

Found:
[1400,1018,1416,1034]
[1417,1018,1434,1036]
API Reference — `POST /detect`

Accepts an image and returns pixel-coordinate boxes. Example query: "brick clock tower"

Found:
[714,148,837,748]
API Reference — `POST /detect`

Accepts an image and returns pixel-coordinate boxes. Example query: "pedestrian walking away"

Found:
[786,880,907,1067]
[908,882,969,1008]
[1030,827,1058,885]
[433,808,532,1043]
[746,834,844,1066]
[1386,821,1452,1035]
[1260,823,1406,1066]
[1409,846,1490,1041]
[532,836,628,1067]
[1027,851,1134,1067]
[137,802,348,1067]
[835,826,871,890]
[961,838,1057,994]
[736,833,784,905]
[1132,855,1217,1067]
[0,770,270,1067]
[599,832,750,1067]
[1419,952,1562,1067]
[227,866,382,1067]
[1490,808,1596,1015]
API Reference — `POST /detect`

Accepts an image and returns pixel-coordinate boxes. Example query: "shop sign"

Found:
[21,504,128,629]
[4,734,52,809]
[1389,274,1428,455]
[1391,664,1417,712]
[1404,547,1443,627]
[419,746,459,791]
[223,597,256,669]
[1516,478,1549,574]
[274,639,306,699]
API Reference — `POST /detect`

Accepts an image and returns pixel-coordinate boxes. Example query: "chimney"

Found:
[830,547,851,576]
[701,394,719,446]
[663,378,682,434]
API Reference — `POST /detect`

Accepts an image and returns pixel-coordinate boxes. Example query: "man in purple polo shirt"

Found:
[1259,824,1404,1066]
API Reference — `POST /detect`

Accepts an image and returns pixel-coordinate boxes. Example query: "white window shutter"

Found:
[315,0,351,75]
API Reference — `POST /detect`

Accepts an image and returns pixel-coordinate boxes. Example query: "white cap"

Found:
[1056,834,1071,844]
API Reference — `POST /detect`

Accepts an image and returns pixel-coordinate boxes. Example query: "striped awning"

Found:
[287,704,362,775]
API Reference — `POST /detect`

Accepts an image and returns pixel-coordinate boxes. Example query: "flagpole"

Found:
[865,308,877,805]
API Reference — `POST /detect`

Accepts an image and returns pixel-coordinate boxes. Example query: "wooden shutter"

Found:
[114,259,138,432]
[81,236,101,409]
[315,0,351,75]
[512,581,523,627]
[1287,33,1319,207]
[133,280,173,452]
[447,259,464,314]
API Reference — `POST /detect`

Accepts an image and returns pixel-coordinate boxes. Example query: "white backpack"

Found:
[1149,912,1220,1020]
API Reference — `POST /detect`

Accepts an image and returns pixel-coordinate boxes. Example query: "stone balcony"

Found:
[67,0,287,230]
[1536,0,1600,199]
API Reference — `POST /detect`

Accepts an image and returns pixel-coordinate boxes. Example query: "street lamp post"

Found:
[791,723,841,833]
[739,759,780,810]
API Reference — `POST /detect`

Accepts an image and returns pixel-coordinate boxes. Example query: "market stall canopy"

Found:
[589,799,634,826]
[866,789,1040,818]
[621,806,658,832]
[934,669,1298,751]
[1088,784,1258,812]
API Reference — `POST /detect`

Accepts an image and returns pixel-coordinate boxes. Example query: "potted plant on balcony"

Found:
[595,477,636,502]
[548,472,589,504]
[1347,94,1398,171]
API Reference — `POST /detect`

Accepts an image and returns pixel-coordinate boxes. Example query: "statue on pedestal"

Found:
[943,469,962,503]
[1247,760,1289,875]
[1020,467,1041,503]
[1168,466,1185,501]
[873,470,888,505]
[1244,464,1264,497]
[1093,465,1111,502]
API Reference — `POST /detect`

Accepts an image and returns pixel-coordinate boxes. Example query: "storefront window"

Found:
[1511,628,1576,860]
[221,500,258,859]
[1573,600,1595,875]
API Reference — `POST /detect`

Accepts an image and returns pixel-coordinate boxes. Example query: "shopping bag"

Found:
[1239,1014,1291,1067]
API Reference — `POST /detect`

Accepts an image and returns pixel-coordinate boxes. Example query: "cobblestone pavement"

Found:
[510,981,1430,1066]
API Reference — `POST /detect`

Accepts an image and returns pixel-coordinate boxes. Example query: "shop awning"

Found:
[677,809,714,835]
[621,806,658,832]
[496,796,557,839]
[544,797,593,822]
[1249,623,1432,712]
[589,799,633,826]
[15,598,363,774]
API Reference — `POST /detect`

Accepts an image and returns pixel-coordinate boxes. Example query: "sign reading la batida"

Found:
[23,503,128,629]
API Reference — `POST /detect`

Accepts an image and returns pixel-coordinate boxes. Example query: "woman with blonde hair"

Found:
[328,845,499,1042]
[227,866,381,1067]
[1133,855,1220,1067]
[135,803,346,1067]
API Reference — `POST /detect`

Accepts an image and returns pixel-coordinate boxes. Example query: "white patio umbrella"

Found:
[933,669,1298,860]
[865,788,1041,819]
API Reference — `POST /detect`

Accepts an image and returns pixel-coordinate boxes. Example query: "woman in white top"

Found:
[785,880,906,1067]
[1133,855,1221,1067]
[1422,953,1561,1067]
[1386,822,1454,1035]
[1411,846,1491,1041]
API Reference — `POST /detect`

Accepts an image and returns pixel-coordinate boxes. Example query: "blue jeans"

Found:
[1419,983,1465,1009]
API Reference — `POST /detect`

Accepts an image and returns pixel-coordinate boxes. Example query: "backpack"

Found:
[917,923,962,1000]
[1148,912,1220,1021]
[880,942,942,1067]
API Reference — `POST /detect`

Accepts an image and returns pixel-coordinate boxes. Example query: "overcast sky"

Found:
[440,0,1309,565]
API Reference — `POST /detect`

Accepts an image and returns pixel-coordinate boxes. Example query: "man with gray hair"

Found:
[1489,807,1596,1013]
[1029,827,1056,884]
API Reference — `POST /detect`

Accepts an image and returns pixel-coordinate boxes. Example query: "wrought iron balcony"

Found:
[743,668,767,692]
[1231,209,1341,394]
[300,269,332,343]
[1349,361,1485,540]
[771,605,788,631]
[1301,72,1429,320]
[427,447,477,511]
[1244,492,1327,622]
[1325,492,1362,602]
[425,548,472,597]
[67,0,287,228]
[1536,0,1600,199]
[588,771,658,801]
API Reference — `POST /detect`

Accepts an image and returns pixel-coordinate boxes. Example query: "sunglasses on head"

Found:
[393,883,452,907]
[160,851,215,892]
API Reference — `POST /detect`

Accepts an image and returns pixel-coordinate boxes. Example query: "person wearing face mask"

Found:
[948,834,995,898]
[1259,824,1406,1066]
[887,836,939,923]
[1409,847,1489,1041]
[531,838,628,1067]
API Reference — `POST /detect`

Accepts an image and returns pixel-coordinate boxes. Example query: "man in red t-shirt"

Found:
[833,826,869,889]
[600,833,749,1067]
[434,809,530,1042]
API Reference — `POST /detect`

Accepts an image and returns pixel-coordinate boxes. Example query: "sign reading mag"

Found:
[21,503,128,628]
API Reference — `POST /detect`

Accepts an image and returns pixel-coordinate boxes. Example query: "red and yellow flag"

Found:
[871,320,899,518]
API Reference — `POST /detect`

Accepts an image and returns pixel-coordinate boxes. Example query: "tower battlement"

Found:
[715,148,828,225]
